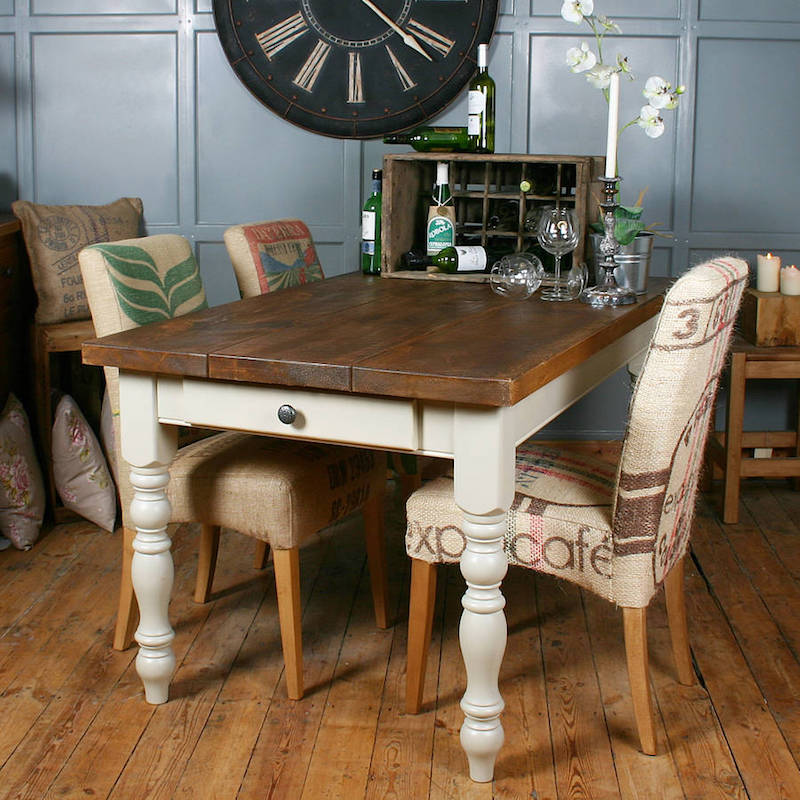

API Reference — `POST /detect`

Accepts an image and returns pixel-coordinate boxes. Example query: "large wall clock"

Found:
[213,0,499,139]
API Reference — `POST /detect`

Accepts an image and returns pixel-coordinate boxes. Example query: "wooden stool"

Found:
[705,334,800,523]
[30,318,98,521]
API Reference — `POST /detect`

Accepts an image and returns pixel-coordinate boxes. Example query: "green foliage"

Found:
[590,205,646,246]
[91,244,207,325]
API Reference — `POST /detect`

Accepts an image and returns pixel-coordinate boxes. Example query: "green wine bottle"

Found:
[426,161,455,255]
[383,126,474,153]
[361,168,382,275]
[420,245,506,274]
[468,44,495,154]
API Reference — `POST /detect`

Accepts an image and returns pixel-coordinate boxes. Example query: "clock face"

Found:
[213,0,499,139]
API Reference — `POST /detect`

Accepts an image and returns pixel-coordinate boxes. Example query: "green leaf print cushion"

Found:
[88,242,208,325]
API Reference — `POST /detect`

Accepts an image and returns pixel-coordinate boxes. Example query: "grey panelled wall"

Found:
[1,0,797,436]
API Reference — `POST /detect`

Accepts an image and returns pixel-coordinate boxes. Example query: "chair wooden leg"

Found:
[362,489,389,629]
[406,558,438,714]
[193,524,221,604]
[274,547,303,700]
[794,385,800,492]
[113,526,139,651]
[622,606,657,755]
[664,557,694,686]
[400,473,422,503]
[722,351,747,524]
[699,404,717,492]
[253,540,270,570]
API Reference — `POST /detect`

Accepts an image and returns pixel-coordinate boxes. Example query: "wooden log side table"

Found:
[705,334,800,524]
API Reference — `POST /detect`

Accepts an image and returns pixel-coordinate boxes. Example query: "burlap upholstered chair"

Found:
[78,234,389,700]
[403,256,748,754]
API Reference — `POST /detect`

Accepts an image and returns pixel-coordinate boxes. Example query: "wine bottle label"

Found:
[361,210,376,240]
[361,240,375,255]
[454,246,487,271]
[426,206,455,255]
[468,90,486,115]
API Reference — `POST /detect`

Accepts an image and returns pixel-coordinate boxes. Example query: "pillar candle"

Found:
[605,71,620,178]
[780,264,800,295]
[756,253,781,292]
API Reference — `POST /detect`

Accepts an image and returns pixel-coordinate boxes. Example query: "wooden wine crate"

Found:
[380,152,605,279]
[739,287,800,346]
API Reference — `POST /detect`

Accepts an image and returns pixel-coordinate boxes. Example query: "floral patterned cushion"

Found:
[224,219,324,298]
[0,394,45,550]
[52,395,116,532]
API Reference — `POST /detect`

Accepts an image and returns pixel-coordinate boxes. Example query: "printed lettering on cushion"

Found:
[242,219,324,294]
[614,257,748,601]
[405,444,616,599]
[86,241,208,325]
[12,197,143,324]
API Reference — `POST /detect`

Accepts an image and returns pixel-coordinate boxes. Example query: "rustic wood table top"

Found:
[83,273,667,407]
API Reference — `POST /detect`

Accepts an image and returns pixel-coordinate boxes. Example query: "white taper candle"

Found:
[605,71,620,177]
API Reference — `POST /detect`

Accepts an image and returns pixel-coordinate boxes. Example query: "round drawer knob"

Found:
[277,404,297,425]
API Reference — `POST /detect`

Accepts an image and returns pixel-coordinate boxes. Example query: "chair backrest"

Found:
[224,218,324,298]
[78,234,208,526]
[612,256,748,605]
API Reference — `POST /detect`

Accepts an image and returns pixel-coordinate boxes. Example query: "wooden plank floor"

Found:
[2,478,800,799]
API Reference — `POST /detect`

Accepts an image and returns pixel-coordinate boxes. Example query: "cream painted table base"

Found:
[117,318,655,782]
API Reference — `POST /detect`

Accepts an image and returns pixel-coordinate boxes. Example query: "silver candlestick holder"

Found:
[580,176,637,307]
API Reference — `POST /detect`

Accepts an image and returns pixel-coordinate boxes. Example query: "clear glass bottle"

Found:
[468,44,495,153]
[361,168,382,275]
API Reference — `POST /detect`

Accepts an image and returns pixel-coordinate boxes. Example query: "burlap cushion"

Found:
[0,394,45,550]
[406,257,749,608]
[166,433,385,548]
[224,219,324,298]
[406,443,617,600]
[52,394,116,532]
[12,197,143,324]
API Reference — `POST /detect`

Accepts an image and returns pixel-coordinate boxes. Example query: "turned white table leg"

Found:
[459,513,508,782]
[119,373,178,705]
[454,407,515,783]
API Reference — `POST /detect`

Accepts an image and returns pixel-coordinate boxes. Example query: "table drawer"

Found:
[176,379,418,450]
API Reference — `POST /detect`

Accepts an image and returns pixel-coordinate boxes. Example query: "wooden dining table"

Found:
[83,272,666,782]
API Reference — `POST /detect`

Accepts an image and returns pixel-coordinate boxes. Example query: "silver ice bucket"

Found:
[589,231,654,295]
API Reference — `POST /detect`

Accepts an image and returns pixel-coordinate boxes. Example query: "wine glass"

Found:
[489,252,544,299]
[537,207,580,302]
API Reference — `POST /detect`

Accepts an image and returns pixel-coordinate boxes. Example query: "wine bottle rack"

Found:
[381,152,604,279]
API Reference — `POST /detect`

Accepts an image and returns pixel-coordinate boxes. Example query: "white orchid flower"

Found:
[586,64,614,89]
[637,105,665,138]
[566,42,597,73]
[642,75,681,110]
[561,0,594,24]
[597,14,621,33]
[617,54,632,76]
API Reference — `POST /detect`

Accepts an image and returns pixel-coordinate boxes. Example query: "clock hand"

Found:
[359,0,433,61]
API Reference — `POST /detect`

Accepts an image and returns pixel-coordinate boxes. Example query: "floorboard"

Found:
[2,478,800,798]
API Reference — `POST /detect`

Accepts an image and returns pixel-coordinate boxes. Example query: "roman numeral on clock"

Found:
[347,52,365,103]
[385,46,416,91]
[293,39,331,92]
[406,19,454,57]
[256,12,308,60]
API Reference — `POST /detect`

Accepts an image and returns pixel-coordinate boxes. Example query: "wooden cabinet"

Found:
[0,216,34,409]
[381,152,604,277]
